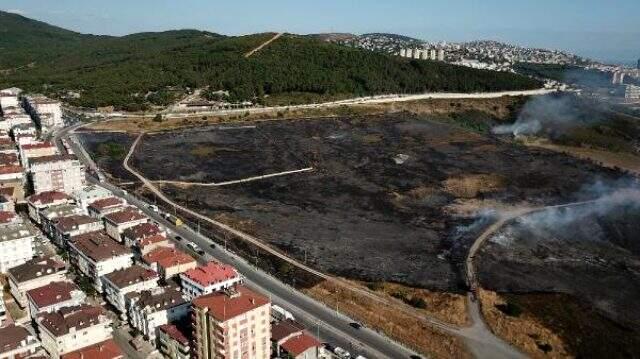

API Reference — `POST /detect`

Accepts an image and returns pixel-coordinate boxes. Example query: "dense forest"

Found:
[1,11,542,111]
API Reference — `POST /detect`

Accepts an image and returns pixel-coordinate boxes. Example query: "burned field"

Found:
[477,201,640,328]
[119,114,625,292]
[77,131,138,183]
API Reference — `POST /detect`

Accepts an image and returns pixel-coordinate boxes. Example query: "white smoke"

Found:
[492,94,601,136]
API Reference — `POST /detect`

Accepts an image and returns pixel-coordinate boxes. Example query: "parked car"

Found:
[334,347,351,359]
[349,322,362,330]
[174,236,182,241]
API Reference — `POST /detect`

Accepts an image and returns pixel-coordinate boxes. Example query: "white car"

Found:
[334,347,351,359]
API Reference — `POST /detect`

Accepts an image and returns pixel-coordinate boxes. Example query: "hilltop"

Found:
[0,11,541,110]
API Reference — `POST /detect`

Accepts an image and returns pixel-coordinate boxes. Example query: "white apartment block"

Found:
[29,154,85,194]
[103,207,148,242]
[71,185,113,213]
[27,191,73,224]
[19,141,59,167]
[0,223,37,272]
[26,281,86,320]
[0,324,41,359]
[101,265,159,319]
[39,204,84,238]
[127,286,190,340]
[24,95,64,130]
[37,305,113,359]
[7,256,67,308]
[68,232,133,293]
[180,261,242,300]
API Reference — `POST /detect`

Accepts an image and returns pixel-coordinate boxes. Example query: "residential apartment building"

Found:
[142,247,197,280]
[103,208,148,242]
[180,262,242,300]
[60,339,123,359]
[272,320,321,359]
[101,265,159,318]
[27,191,73,224]
[24,95,64,130]
[122,222,165,247]
[51,214,103,248]
[0,324,41,359]
[71,186,112,213]
[19,142,59,167]
[157,324,191,359]
[7,256,67,308]
[134,234,171,257]
[37,305,113,359]
[29,155,85,194]
[68,232,133,293]
[40,204,84,238]
[26,281,86,319]
[0,223,37,272]
[127,286,190,341]
[87,197,126,219]
[191,286,271,359]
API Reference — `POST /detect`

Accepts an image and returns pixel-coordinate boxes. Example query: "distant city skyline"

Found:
[2,0,639,65]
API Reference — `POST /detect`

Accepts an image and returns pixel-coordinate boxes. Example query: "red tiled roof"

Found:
[0,153,18,166]
[271,319,305,342]
[0,165,23,175]
[69,232,131,262]
[143,247,195,269]
[38,305,106,337]
[8,257,66,283]
[123,222,161,240]
[88,197,124,211]
[192,285,269,322]
[103,265,158,289]
[158,324,190,346]
[0,210,16,223]
[26,281,80,309]
[0,325,33,355]
[20,142,55,150]
[138,234,168,248]
[61,339,123,359]
[182,262,239,287]
[29,154,77,165]
[281,333,321,356]
[55,215,100,233]
[0,138,13,146]
[104,208,146,224]
[27,191,70,205]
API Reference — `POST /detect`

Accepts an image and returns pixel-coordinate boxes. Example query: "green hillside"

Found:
[0,11,542,111]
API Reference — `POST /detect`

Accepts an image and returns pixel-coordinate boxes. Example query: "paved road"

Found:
[63,132,420,359]
[80,88,557,120]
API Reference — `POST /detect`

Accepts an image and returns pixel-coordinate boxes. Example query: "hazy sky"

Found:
[2,0,639,64]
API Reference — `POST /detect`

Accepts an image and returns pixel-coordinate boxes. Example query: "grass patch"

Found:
[96,142,126,160]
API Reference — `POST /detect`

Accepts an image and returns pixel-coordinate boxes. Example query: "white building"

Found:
[29,154,85,194]
[71,185,113,213]
[101,265,159,319]
[24,95,64,131]
[27,191,73,224]
[103,207,148,242]
[68,231,133,293]
[87,197,126,219]
[37,305,113,359]
[127,286,190,341]
[51,214,104,248]
[7,256,67,308]
[180,261,242,300]
[0,324,41,359]
[26,281,86,320]
[0,223,37,272]
[39,204,84,238]
[19,141,59,167]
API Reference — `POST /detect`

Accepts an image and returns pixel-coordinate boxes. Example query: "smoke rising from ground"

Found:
[492,94,602,136]
[497,178,640,246]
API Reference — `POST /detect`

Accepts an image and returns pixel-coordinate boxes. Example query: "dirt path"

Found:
[244,32,283,58]
[152,167,314,187]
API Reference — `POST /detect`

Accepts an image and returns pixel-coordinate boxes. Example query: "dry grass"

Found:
[303,280,471,359]
[479,289,570,358]
[443,174,508,199]
[522,138,640,175]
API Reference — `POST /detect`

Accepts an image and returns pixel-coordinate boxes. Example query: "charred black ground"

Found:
[78,114,628,292]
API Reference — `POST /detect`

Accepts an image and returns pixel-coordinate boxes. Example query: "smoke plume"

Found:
[492,94,603,136]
